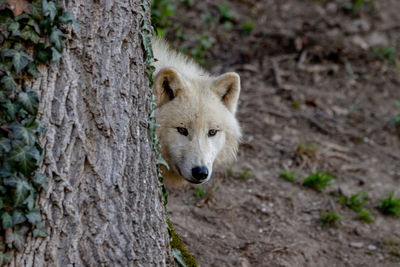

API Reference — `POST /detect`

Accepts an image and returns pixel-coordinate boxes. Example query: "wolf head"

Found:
[154,67,241,185]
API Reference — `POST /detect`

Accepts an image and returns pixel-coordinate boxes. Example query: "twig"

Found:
[271,59,283,88]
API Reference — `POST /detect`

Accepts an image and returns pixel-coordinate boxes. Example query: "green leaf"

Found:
[1,75,17,92]
[26,209,41,224]
[9,122,36,146]
[7,144,40,176]
[29,0,43,20]
[4,174,32,207]
[0,137,11,155]
[27,18,40,34]
[36,43,51,64]
[12,51,33,74]
[2,48,17,58]
[23,193,35,210]
[33,173,47,191]
[2,100,21,121]
[0,166,13,178]
[15,14,30,21]
[59,11,78,30]
[7,21,20,36]
[27,62,39,78]
[0,199,3,209]
[59,11,74,23]
[12,225,29,251]
[1,212,12,229]
[33,221,47,237]
[42,0,57,21]
[51,47,62,63]
[172,249,188,267]
[20,26,40,43]
[12,210,26,225]
[0,251,11,265]
[50,28,64,51]
[18,90,39,115]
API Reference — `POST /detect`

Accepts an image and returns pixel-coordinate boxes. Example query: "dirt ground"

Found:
[164,0,400,266]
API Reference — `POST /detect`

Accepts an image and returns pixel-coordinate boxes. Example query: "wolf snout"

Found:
[191,166,209,181]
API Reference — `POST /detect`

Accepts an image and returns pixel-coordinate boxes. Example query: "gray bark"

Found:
[9,0,171,266]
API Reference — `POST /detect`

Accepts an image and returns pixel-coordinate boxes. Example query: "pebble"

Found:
[350,242,364,248]
[368,245,377,251]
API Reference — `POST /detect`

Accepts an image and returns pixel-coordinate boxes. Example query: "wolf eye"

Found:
[177,127,188,136]
[208,129,218,137]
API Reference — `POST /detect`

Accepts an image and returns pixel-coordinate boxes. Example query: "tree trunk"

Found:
[9,0,171,266]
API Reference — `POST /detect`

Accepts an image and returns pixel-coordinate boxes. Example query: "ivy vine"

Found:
[0,0,74,263]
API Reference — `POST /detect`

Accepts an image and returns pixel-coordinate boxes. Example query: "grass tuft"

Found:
[193,187,205,199]
[356,209,374,224]
[239,169,251,180]
[320,210,341,227]
[379,192,400,217]
[280,170,296,182]
[338,191,368,212]
[302,172,334,191]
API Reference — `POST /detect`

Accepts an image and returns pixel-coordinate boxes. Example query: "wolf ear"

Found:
[154,68,184,107]
[212,72,241,114]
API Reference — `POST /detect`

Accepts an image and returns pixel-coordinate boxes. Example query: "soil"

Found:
[164,0,400,266]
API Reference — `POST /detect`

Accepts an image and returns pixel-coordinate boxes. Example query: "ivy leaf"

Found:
[12,210,25,225]
[42,0,56,21]
[20,26,40,43]
[29,0,43,20]
[172,249,188,267]
[51,47,61,63]
[59,11,78,30]
[12,50,33,73]
[27,18,40,34]
[0,166,13,178]
[35,43,51,64]
[12,225,29,251]
[7,21,20,36]
[33,221,47,237]
[22,192,35,210]
[4,174,32,207]
[0,137,11,155]
[26,208,41,224]
[58,11,75,23]
[9,122,36,146]
[0,251,11,266]
[18,90,38,115]
[23,117,45,134]
[2,100,21,121]
[50,28,64,51]
[0,199,3,209]
[1,212,12,229]
[14,13,30,21]
[27,62,38,78]
[7,144,40,176]
[33,173,47,191]
[1,74,17,92]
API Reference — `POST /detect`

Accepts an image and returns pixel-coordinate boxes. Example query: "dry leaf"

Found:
[6,0,30,16]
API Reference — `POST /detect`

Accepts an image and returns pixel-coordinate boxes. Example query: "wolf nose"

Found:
[192,166,209,181]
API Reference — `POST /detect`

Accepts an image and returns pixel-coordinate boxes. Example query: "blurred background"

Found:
[151,0,400,266]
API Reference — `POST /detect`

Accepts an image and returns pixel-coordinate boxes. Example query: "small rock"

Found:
[350,242,364,248]
[365,32,389,48]
[240,258,251,267]
[326,3,338,13]
[271,134,282,142]
[368,245,377,251]
[352,36,369,50]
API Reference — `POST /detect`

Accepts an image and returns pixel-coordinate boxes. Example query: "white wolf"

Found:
[152,37,241,186]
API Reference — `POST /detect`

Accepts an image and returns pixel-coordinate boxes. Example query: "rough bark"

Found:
[9,0,171,266]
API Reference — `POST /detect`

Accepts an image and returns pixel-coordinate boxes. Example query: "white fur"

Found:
[151,37,241,186]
